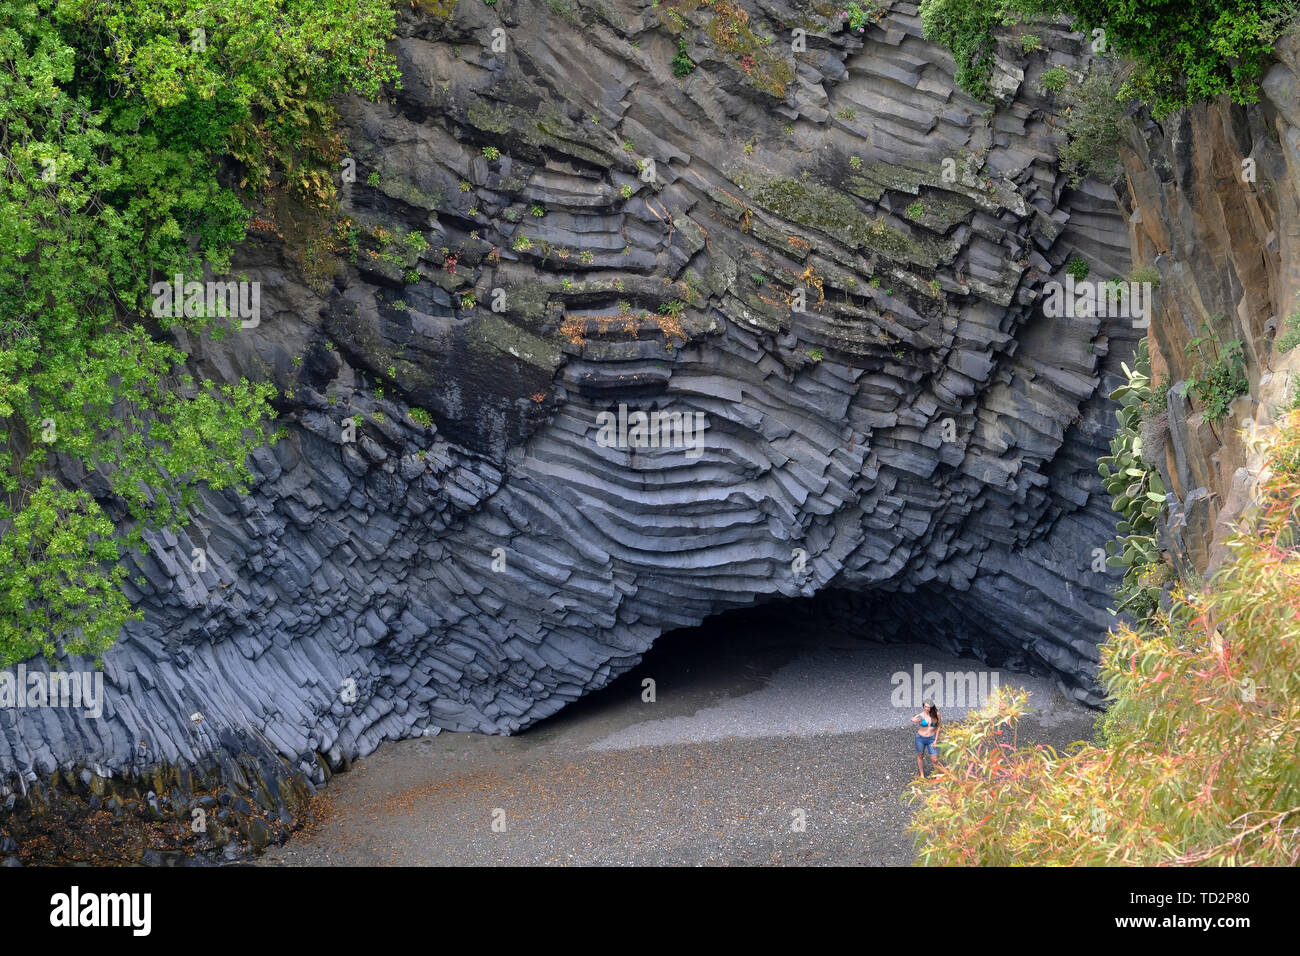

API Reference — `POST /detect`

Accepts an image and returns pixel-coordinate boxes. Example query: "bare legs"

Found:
[916,739,941,777]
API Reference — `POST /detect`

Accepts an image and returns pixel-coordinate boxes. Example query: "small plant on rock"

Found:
[1277,309,1300,354]
[1040,67,1070,93]
[1186,319,1249,426]
[671,38,696,77]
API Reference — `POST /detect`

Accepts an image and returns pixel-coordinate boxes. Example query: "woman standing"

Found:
[911,699,941,777]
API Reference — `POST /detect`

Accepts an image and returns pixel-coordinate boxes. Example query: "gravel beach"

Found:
[261,629,1096,866]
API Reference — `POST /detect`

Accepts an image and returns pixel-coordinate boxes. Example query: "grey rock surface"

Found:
[3,2,1140,802]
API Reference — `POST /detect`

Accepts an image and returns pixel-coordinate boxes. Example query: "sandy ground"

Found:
[261,628,1096,866]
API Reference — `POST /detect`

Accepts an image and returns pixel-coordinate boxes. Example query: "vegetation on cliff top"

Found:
[921,0,1298,117]
[0,0,398,666]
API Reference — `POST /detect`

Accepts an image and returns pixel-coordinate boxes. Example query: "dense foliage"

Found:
[1185,320,1250,427]
[908,389,1300,865]
[920,0,1298,117]
[1057,66,1125,186]
[0,0,398,665]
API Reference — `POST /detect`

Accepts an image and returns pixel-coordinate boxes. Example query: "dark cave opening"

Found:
[525,586,1092,739]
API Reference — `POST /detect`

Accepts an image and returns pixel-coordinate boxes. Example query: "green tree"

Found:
[0,0,398,665]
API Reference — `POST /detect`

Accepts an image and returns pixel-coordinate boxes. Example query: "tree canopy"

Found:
[0,0,399,665]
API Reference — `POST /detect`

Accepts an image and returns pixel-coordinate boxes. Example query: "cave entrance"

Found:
[524,589,1079,748]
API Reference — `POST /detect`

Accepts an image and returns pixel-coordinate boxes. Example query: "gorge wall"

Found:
[1118,29,1300,585]
[2,1,1173,850]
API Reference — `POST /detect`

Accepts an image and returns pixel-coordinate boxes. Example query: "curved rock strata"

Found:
[2,2,1137,823]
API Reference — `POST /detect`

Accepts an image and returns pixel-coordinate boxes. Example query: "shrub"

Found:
[909,400,1300,865]
[530,203,546,217]
[482,145,501,160]
[1129,264,1160,286]
[512,235,534,252]
[0,0,398,665]
[671,38,696,77]
[409,407,433,427]
[1189,342,1249,425]
[1059,67,1126,187]
[844,1,876,32]
[920,0,1297,118]
[918,0,1005,101]
[1066,257,1090,280]
[620,184,634,199]
[906,201,925,219]
[1040,66,1069,93]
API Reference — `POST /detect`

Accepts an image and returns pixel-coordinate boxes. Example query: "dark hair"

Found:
[925,701,940,730]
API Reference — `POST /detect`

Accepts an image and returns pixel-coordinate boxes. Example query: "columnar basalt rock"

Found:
[2,2,1139,832]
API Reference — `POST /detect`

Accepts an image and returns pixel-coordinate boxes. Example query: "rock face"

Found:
[1118,28,1300,585]
[2,1,1138,812]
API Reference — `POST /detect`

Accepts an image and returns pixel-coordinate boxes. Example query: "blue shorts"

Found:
[915,733,938,756]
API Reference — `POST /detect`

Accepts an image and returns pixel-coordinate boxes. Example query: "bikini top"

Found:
[920,717,930,727]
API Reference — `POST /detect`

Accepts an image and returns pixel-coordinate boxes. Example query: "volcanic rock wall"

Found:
[1117,27,1300,583]
[2,1,1137,815]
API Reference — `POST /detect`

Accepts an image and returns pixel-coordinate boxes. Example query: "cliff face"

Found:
[2,1,1139,826]
[1119,28,1300,586]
